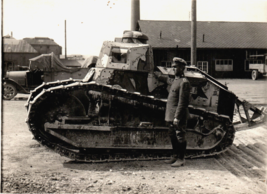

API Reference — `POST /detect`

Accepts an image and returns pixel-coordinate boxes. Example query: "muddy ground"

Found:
[1,79,267,193]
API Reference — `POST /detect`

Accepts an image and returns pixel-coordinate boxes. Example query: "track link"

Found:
[26,79,235,163]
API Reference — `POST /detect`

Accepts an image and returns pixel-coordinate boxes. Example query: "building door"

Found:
[197,61,208,73]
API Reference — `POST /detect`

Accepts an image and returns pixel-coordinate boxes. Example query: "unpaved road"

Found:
[1,79,267,193]
[217,78,267,105]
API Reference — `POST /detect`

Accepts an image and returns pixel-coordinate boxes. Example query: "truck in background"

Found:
[249,54,267,80]
[3,53,97,100]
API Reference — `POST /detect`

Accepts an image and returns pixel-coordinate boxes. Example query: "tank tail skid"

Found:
[234,98,266,130]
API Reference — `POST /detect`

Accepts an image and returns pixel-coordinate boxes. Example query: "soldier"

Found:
[164,57,191,167]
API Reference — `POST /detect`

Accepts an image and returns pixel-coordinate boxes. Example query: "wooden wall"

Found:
[153,48,267,78]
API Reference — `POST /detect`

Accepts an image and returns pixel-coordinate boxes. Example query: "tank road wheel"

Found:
[251,70,259,80]
[3,83,17,100]
[31,92,86,141]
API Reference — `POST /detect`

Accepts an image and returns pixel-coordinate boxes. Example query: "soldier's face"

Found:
[174,64,185,76]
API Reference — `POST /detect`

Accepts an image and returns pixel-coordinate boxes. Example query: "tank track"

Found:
[26,79,235,163]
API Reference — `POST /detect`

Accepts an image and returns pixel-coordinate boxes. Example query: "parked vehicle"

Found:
[3,53,97,100]
[249,54,267,80]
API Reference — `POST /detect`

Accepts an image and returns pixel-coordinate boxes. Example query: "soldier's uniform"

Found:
[165,57,191,166]
[166,74,191,159]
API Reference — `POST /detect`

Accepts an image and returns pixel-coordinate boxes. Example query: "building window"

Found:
[161,61,172,67]
[197,61,208,73]
[215,59,233,71]
[246,50,258,59]
[244,59,263,71]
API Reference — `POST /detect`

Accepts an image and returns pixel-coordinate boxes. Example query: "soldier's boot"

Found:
[171,141,187,167]
[164,157,177,164]
[165,127,179,164]
[171,158,185,167]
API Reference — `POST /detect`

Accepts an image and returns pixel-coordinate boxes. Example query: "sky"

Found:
[2,0,267,56]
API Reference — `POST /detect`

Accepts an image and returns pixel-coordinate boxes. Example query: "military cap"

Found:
[172,57,187,67]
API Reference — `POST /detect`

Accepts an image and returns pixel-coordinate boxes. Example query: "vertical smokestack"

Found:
[65,20,67,59]
[11,31,13,37]
[191,0,197,66]
[131,0,140,31]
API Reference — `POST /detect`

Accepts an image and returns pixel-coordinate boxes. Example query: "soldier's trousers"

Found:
[167,122,187,159]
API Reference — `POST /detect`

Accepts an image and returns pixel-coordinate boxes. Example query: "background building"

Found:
[2,36,62,75]
[23,37,62,58]
[138,20,267,78]
[2,35,38,74]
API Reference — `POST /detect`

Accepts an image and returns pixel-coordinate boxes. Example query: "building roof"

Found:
[138,20,267,49]
[23,37,60,46]
[3,38,38,53]
[3,34,15,39]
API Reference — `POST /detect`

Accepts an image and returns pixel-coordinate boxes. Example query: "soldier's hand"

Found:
[154,71,162,78]
[173,118,178,126]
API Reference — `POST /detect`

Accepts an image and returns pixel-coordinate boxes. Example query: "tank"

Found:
[25,31,257,162]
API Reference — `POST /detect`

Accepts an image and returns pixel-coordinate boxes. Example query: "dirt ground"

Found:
[1,79,267,193]
[219,78,267,105]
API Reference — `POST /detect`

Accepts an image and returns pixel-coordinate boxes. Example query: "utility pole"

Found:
[191,0,197,66]
[65,20,67,59]
[131,0,140,31]
[11,42,13,70]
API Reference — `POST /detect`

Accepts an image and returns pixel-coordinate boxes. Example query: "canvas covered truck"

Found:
[249,54,267,80]
[3,53,97,100]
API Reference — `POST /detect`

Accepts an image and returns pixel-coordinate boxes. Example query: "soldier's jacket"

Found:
[165,75,191,125]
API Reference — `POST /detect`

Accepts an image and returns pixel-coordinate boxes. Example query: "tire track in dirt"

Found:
[230,146,263,168]
[224,148,264,177]
[254,142,267,154]
[215,148,266,193]
[214,126,267,193]
[214,154,244,177]
[247,144,266,157]
[237,145,266,164]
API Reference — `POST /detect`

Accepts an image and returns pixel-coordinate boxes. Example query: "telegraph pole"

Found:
[131,0,140,31]
[65,20,67,59]
[191,0,197,66]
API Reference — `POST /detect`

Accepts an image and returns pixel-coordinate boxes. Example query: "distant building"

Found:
[2,36,38,73]
[2,36,62,75]
[137,20,267,78]
[23,37,62,58]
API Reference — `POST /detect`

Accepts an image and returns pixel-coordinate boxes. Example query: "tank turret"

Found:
[122,30,148,44]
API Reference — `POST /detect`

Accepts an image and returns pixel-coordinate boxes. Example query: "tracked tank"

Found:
[25,31,238,162]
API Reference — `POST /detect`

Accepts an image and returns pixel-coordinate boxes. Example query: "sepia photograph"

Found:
[1,0,267,193]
